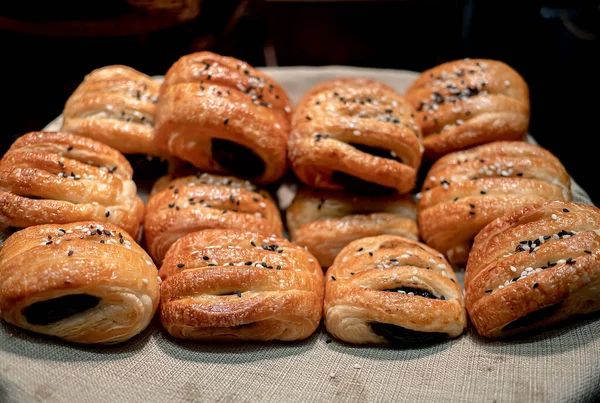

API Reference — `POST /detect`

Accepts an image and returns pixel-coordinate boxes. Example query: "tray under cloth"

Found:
[1,66,599,403]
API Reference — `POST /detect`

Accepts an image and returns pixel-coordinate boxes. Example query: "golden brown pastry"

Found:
[0,131,144,238]
[155,52,292,184]
[288,78,422,194]
[62,65,163,157]
[324,235,466,346]
[405,58,530,160]
[418,141,571,266]
[286,186,418,268]
[465,201,600,338]
[144,172,283,264]
[0,222,160,344]
[159,229,324,341]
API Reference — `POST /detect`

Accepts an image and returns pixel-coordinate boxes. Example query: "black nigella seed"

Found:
[103,230,111,236]
[245,261,252,266]
[175,206,180,210]
[120,238,124,244]
[369,252,373,256]
[224,118,229,125]
[533,283,539,289]
[453,197,459,202]
[276,265,281,270]
[251,241,256,247]
[67,146,73,151]
[177,263,185,268]
[203,256,209,260]
[516,173,523,177]
[236,291,242,297]
[96,229,102,235]
[358,247,364,252]
[306,116,312,120]
[46,240,53,245]
[331,276,336,281]
[174,188,179,194]
[485,289,492,293]
[105,211,110,217]
[277,249,283,253]
[470,211,476,215]
[563,208,570,212]
[100,240,105,244]
[584,250,592,254]
[67,250,73,256]
[480,190,487,194]
[168,202,175,208]
[325,339,332,344]
[470,204,475,208]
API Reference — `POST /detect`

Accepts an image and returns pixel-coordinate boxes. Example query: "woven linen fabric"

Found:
[1,67,599,403]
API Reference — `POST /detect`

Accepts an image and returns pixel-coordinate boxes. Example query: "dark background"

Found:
[1,0,598,203]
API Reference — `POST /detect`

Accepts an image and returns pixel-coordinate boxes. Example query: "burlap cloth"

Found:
[1,67,598,403]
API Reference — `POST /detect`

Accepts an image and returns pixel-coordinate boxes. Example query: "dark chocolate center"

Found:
[211,139,265,179]
[348,143,402,163]
[370,322,448,347]
[127,154,169,180]
[502,302,561,332]
[23,294,101,325]
[330,171,396,195]
[383,287,444,300]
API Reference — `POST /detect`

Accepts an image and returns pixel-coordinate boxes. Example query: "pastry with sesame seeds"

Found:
[288,78,423,195]
[144,172,282,264]
[287,186,418,268]
[0,132,145,238]
[418,141,571,265]
[159,229,324,341]
[405,58,530,160]
[466,201,600,338]
[155,52,292,185]
[0,222,159,344]
[324,235,466,346]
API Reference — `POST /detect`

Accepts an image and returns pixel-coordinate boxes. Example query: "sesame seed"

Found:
[551,214,558,220]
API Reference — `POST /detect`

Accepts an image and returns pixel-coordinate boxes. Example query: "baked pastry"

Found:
[62,65,162,157]
[0,222,160,344]
[418,141,571,266]
[288,78,422,194]
[144,172,283,264]
[286,186,418,268]
[155,52,292,184]
[324,235,466,346]
[159,229,324,341]
[465,201,600,338]
[405,58,529,160]
[0,131,145,238]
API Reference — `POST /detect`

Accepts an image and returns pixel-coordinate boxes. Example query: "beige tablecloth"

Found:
[1,66,599,403]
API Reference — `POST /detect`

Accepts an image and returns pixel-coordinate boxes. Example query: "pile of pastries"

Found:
[0,53,598,346]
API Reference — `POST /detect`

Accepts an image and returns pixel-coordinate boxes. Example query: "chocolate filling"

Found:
[127,154,169,180]
[502,302,561,332]
[211,139,265,178]
[330,171,396,195]
[370,322,448,347]
[383,287,445,300]
[348,143,402,163]
[23,294,101,325]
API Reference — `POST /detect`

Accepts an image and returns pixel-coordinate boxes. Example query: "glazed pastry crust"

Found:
[62,65,163,156]
[465,201,600,338]
[0,222,160,344]
[418,141,571,265]
[144,172,283,264]
[0,132,145,238]
[288,78,422,194]
[405,59,530,160]
[155,52,292,184]
[287,187,418,268]
[324,235,466,345]
[159,229,324,341]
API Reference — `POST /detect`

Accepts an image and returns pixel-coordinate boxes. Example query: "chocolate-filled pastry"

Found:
[288,78,423,194]
[0,222,160,344]
[405,59,529,160]
[286,187,418,268]
[465,201,600,338]
[324,235,466,346]
[418,141,571,266]
[144,172,283,264]
[155,52,292,184]
[62,65,162,157]
[159,229,324,341]
[0,132,145,238]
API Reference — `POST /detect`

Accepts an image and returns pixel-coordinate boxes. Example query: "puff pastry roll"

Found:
[286,187,418,268]
[155,52,292,184]
[144,172,283,264]
[324,235,466,346]
[405,59,529,160]
[62,65,163,157]
[418,141,571,266]
[159,229,324,341]
[0,222,160,344]
[0,132,145,238]
[465,201,600,338]
[288,78,422,194]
